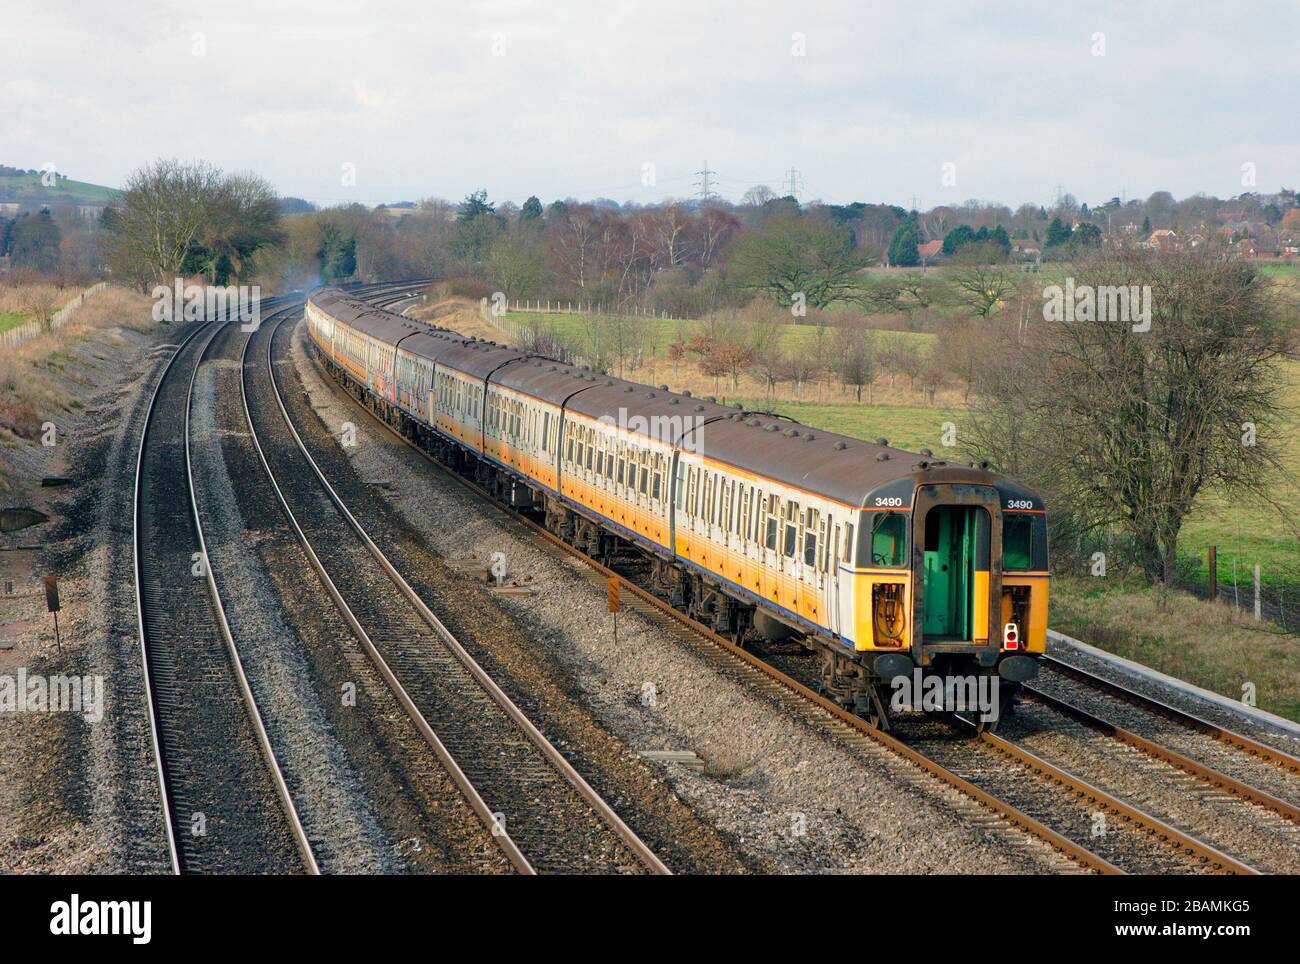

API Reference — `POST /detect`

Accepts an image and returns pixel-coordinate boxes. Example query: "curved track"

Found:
[133,306,317,874]
[242,301,668,875]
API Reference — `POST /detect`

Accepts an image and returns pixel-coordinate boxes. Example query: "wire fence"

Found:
[0,281,109,350]
[1068,528,1298,635]
[498,297,685,320]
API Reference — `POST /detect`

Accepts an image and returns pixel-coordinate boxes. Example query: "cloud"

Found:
[3,0,1297,207]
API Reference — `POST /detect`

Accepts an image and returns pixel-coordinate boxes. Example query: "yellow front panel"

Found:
[1002,575,1049,652]
[852,572,912,651]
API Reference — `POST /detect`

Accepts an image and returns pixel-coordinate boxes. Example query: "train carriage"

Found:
[305,288,1050,728]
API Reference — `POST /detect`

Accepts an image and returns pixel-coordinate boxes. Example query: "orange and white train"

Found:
[305,288,1050,726]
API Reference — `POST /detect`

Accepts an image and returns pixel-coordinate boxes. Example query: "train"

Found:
[304,288,1049,728]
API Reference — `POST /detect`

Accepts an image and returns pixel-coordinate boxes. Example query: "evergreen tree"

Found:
[521,195,543,220]
[887,220,919,267]
[10,209,62,272]
[1141,215,1152,238]
[942,224,975,255]
[1044,216,1071,248]
[317,222,356,280]
[459,189,495,222]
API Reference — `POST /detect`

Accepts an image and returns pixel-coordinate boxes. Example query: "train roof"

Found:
[435,339,527,379]
[309,289,1038,510]
[491,357,611,406]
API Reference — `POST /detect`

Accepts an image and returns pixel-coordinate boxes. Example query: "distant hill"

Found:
[0,168,120,206]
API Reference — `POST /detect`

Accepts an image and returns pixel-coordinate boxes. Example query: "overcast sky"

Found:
[5,1,1298,209]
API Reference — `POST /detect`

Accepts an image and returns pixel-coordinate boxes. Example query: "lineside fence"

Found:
[1070,529,1298,635]
[0,281,110,350]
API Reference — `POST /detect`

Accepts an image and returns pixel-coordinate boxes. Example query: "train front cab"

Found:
[853,474,1048,724]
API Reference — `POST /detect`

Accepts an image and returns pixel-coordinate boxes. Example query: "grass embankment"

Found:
[0,286,152,493]
[1051,575,1300,721]
[0,311,28,335]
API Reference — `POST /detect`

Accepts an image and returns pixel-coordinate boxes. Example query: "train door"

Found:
[921,506,982,640]
[828,522,842,637]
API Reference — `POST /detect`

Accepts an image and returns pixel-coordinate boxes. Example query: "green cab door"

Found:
[922,506,977,640]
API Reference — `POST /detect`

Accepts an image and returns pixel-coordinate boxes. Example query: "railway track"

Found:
[243,302,668,875]
[133,303,317,874]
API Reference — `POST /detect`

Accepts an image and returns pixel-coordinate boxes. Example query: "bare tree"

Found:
[104,158,224,290]
[946,244,1014,317]
[965,249,1290,584]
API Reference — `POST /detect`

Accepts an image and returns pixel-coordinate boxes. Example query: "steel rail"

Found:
[185,308,320,874]
[260,304,670,876]
[133,320,216,874]
[1022,684,1300,825]
[966,726,1261,874]
[1040,654,1300,777]
[240,306,534,873]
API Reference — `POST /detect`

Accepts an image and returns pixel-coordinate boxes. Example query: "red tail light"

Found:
[1003,622,1020,649]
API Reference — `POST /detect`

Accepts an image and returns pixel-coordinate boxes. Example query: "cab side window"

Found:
[870,512,908,568]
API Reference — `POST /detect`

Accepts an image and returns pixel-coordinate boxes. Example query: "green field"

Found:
[0,311,29,335]
[728,398,962,455]
[0,172,119,204]
[503,310,935,357]
[1178,358,1300,593]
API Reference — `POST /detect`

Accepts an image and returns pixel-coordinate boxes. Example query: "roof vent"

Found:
[746,419,761,427]
[682,390,692,397]
[876,437,889,446]
[783,428,799,438]
[669,397,679,405]
[659,384,669,391]
[764,424,778,432]
[624,386,633,392]
[919,448,933,457]
[833,441,847,450]
[918,461,930,470]
[803,433,816,441]
[647,392,657,398]
[694,405,705,412]
[877,452,891,461]
[706,396,717,403]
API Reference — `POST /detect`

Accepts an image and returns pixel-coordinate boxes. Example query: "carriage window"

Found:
[765,495,780,550]
[803,509,820,567]
[783,502,798,558]
[870,512,908,568]
[638,454,650,495]
[1004,514,1035,570]
[843,523,854,563]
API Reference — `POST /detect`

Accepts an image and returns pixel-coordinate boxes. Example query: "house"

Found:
[1011,238,1041,260]
[917,239,943,264]
[1144,228,1180,251]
